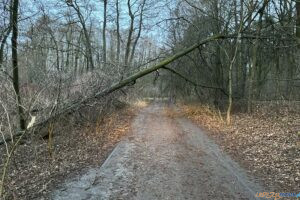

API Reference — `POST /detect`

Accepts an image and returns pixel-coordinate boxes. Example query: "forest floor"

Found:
[180,102,300,194]
[1,101,298,199]
[52,103,265,200]
[0,102,138,200]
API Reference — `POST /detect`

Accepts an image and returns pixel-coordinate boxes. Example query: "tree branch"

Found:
[161,66,228,96]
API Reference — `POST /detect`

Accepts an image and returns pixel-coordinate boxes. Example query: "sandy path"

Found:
[52,104,264,200]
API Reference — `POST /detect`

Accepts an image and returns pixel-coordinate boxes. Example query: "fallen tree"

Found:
[1,33,261,145]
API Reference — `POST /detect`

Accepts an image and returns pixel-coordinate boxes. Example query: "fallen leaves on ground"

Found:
[0,105,136,200]
[180,102,300,192]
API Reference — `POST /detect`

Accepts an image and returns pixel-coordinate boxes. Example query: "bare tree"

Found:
[247,0,269,113]
[124,0,135,69]
[11,0,25,130]
[129,0,146,65]
[66,0,94,70]
[102,0,107,64]
[116,0,121,65]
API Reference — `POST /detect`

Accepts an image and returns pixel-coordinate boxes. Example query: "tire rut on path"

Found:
[52,104,264,200]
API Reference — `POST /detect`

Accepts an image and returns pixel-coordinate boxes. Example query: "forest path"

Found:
[52,103,264,200]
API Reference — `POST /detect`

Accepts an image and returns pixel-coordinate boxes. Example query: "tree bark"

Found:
[296,0,300,43]
[102,0,107,64]
[212,0,223,109]
[11,0,26,130]
[239,0,245,98]
[226,32,241,124]
[80,15,94,70]
[116,0,121,65]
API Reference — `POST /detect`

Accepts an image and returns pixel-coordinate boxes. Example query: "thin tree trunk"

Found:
[116,0,121,65]
[129,0,146,65]
[212,0,222,109]
[124,0,134,69]
[0,27,12,69]
[227,33,242,125]
[82,21,94,70]
[67,1,94,70]
[66,30,71,71]
[227,0,244,124]
[53,35,60,71]
[296,0,300,43]
[0,1,12,70]
[247,0,269,112]
[11,0,26,130]
[109,30,115,61]
[102,0,107,64]
[239,0,245,98]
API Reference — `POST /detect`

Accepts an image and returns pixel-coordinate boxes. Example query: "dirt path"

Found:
[52,104,264,200]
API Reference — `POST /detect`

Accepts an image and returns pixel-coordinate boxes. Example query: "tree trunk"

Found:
[116,0,121,65]
[227,0,244,124]
[124,0,134,69]
[296,0,300,43]
[0,34,241,145]
[82,21,94,70]
[212,0,223,109]
[129,0,146,65]
[66,30,71,71]
[0,27,12,70]
[239,0,245,98]
[247,0,269,112]
[226,32,241,125]
[102,0,107,64]
[0,1,12,70]
[11,0,26,130]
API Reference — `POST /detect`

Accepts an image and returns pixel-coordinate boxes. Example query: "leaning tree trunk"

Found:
[0,33,260,145]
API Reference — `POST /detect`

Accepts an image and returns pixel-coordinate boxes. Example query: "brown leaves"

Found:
[181,103,300,192]
[0,106,136,199]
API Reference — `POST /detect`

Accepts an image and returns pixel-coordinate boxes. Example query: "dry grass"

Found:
[133,99,148,108]
[180,103,224,131]
[180,102,300,192]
